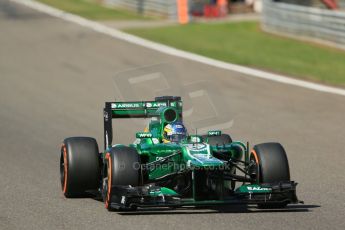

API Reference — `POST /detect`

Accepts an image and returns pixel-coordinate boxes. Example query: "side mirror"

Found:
[188,135,203,143]
[207,130,222,136]
[136,132,153,138]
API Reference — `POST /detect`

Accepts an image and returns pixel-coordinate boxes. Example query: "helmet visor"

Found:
[169,134,186,143]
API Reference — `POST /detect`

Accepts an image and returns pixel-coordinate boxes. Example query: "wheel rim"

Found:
[104,153,112,208]
[60,144,68,193]
[249,150,260,183]
[102,176,108,202]
[60,153,64,188]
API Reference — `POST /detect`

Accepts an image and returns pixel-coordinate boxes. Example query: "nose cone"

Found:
[183,143,224,168]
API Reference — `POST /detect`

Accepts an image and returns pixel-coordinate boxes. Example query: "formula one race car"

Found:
[60,96,301,211]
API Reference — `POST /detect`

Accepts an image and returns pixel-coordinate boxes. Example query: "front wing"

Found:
[108,181,301,210]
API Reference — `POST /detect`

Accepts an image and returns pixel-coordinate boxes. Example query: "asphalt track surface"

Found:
[1,1,345,229]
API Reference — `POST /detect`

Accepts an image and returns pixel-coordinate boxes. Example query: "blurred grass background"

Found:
[37,0,149,20]
[36,0,345,87]
[127,22,345,87]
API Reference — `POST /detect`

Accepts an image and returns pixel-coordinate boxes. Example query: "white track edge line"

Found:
[11,0,345,97]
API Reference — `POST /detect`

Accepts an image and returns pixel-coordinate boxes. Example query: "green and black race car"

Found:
[60,96,301,211]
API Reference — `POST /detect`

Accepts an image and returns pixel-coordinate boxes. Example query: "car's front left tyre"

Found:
[250,142,290,208]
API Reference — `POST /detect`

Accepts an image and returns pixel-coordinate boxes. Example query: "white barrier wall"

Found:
[262,0,345,49]
[104,0,178,19]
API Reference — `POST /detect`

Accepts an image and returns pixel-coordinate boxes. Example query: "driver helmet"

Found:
[162,121,187,143]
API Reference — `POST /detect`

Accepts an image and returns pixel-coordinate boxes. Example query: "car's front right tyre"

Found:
[60,137,100,198]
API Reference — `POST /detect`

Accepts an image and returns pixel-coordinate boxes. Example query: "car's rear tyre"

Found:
[250,142,290,208]
[203,134,232,146]
[60,137,100,198]
[102,146,140,211]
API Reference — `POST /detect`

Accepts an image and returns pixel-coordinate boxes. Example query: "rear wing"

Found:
[103,96,182,148]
